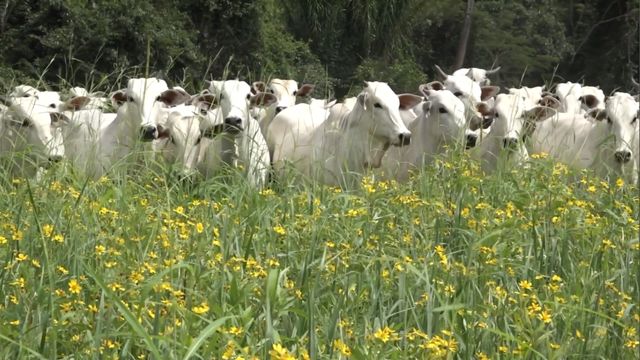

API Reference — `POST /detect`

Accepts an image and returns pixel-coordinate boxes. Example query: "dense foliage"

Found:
[0,150,638,359]
[1,0,638,96]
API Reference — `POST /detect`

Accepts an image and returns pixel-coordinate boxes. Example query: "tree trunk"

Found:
[0,1,10,34]
[454,0,475,70]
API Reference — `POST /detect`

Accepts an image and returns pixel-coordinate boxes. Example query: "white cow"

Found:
[431,65,500,145]
[508,86,546,110]
[382,89,471,182]
[452,66,501,85]
[555,82,583,114]
[199,80,277,187]
[271,81,419,187]
[476,93,558,172]
[591,93,638,182]
[532,92,639,182]
[0,94,65,173]
[252,78,315,136]
[51,86,188,178]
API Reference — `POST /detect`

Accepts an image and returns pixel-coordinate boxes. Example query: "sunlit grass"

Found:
[0,147,637,359]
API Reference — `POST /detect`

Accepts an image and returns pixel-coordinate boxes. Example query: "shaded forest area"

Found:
[0,0,638,97]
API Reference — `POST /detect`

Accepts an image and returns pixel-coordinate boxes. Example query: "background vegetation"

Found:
[1,0,638,97]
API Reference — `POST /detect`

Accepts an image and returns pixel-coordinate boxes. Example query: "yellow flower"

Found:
[538,309,552,324]
[9,319,20,326]
[195,222,204,234]
[192,302,210,315]
[42,224,54,237]
[269,343,295,360]
[52,234,64,243]
[68,279,82,295]
[625,339,639,349]
[174,206,185,215]
[15,252,28,262]
[616,178,624,188]
[57,266,69,275]
[519,280,533,291]
[333,339,351,357]
[272,225,286,236]
[372,326,399,343]
[0,235,6,245]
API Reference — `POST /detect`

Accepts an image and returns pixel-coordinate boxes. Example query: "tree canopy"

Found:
[0,0,637,96]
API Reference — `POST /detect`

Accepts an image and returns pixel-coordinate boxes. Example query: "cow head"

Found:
[208,79,277,135]
[588,92,639,164]
[355,81,416,149]
[4,96,65,162]
[491,93,559,149]
[121,78,169,141]
[156,111,202,177]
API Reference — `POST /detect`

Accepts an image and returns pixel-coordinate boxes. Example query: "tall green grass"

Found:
[0,147,637,359]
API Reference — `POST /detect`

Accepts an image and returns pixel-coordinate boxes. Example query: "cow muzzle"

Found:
[223,117,243,134]
[466,133,478,149]
[396,132,411,147]
[140,125,158,141]
[614,150,632,164]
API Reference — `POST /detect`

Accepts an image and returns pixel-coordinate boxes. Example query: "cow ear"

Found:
[192,94,217,111]
[398,94,423,110]
[110,90,127,108]
[50,112,71,126]
[297,84,315,97]
[63,96,91,111]
[157,89,191,107]
[420,101,432,115]
[538,95,561,109]
[252,81,266,94]
[524,105,557,122]
[587,108,607,121]
[480,86,500,101]
[469,115,483,131]
[357,92,368,110]
[250,92,278,107]
[424,81,444,92]
[580,94,600,109]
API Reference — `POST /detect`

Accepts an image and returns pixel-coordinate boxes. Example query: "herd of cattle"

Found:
[0,65,638,188]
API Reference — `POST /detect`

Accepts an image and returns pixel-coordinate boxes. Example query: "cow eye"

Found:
[21,119,31,127]
[22,94,31,98]
[293,90,298,96]
[453,91,463,97]
[269,89,274,94]
[246,94,251,100]
[219,94,225,101]
[199,108,208,115]
[49,103,57,109]
[373,103,383,109]
[632,117,637,124]
[494,113,499,118]
[438,107,447,114]
[127,96,134,102]
[606,117,612,124]
[195,136,202,145]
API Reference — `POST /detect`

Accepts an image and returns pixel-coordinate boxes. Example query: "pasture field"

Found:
[0,150,638,359]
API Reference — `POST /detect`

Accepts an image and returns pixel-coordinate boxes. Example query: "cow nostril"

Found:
[614,151,632,163]
[398,133,411,146]
[275,106,286,114]
[48,155,63,163]
[466,134,477,149]
[502,138,519,149]
[140,126,157,141]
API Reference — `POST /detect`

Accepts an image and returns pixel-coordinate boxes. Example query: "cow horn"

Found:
[631,76,640,89]
[485,66,502,75]
[0,95,10,106]
[434,65,448,80]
